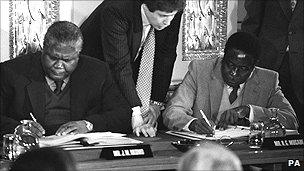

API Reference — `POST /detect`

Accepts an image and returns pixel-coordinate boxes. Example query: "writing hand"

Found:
[55,120,89,136]
[189,118,214,135]
[218,105,250,129]
[14,120,45,138]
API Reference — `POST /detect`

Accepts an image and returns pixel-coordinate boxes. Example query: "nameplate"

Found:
[262,134,304,150]
[100,144,153,160]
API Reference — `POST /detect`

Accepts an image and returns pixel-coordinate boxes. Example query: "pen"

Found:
[199,110,216,131]
[29,112,37,122]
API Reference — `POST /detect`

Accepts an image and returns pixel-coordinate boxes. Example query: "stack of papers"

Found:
[166,126,250,140]
[39,132,142,148]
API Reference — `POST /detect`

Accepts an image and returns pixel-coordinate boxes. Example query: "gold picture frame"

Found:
[9,0,59,59]
[182,0,227,61]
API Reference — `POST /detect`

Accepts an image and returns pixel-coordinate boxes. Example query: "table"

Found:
[68,133,304,171]
[1,132,303,171]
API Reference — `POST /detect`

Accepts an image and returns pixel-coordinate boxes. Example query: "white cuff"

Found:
[150,100,165,107]
[248,105,254,122]
[132,106,142,117]
[182,118,197,131]
[83,120,93,131]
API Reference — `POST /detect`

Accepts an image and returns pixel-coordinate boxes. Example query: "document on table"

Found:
[166,125,250,140]
[39,132,142,148]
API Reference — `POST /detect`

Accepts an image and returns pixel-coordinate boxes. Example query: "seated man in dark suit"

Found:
[163,32,299,134]
[0,21,132,137]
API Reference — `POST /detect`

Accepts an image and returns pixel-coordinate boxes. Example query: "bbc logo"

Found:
[288,159,302,167]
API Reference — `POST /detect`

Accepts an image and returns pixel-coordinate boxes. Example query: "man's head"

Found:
[142,0,185,30]
[41,21,83,81]
[10,147,76,171]
[221,32,260,87]
[178,142,242,171]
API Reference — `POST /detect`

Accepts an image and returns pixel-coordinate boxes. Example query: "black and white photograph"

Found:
[1,0,303,171]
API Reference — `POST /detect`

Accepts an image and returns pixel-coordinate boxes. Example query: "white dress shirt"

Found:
[45,76,69,92]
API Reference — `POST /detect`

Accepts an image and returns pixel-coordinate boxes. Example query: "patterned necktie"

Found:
[290,0,297,11]
[54,80,63,95]
[229,85,239,104]
[136,27,155,115]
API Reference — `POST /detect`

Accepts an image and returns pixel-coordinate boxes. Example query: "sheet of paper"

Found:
[61,143,143,150]
[166,125,250,140]
[60,137,143,150]
[167,127,299,141]
[89,136,143,145]
[39,132,127,147]
[213,125,250,139]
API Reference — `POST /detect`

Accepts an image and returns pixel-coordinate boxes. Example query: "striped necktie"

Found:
[54,80,63,95]
[136,27,155,115]
[229,85,240,104]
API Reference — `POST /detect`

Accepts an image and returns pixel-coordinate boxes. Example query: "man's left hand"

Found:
[143,104,161,127]
[133,123,156,137]
[218,105,250,129]
[55,120,91,135]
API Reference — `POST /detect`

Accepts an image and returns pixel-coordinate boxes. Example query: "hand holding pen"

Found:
[189,110,216,135]
[189,119,215,135]
[29,112,45,137]
[15,113,46,138]
[200,110,216,134]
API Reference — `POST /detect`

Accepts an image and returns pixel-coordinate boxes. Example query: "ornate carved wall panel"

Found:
[182,0,227,61]
[9,0,59,59]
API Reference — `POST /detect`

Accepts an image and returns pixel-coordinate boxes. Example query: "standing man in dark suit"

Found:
[80,0,185,137]
[241,0,303,133]
[0,21,132,137]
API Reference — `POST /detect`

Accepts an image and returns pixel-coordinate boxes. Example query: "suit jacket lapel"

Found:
[209,60,224,122]
[131,0,143,61]
[278,0,292,20]
[70,57,89,120]
[132,32,142,61]
[242,69,261,105]
[26,53,46,124]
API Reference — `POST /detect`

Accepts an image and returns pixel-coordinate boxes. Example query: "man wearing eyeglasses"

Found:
[163,32,299,135]
[0,21,133,137]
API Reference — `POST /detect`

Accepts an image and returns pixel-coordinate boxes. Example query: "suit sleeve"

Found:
[0,64,20,136]
[151,12,183,103]
[250,72,299,130]
[241,0,265,36]
[162,60,198,131]
[84,64,133,133]
[99,7,141,107]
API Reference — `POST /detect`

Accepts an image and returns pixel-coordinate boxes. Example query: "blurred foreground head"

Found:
[10,147,76,171]
[178,142,242,171]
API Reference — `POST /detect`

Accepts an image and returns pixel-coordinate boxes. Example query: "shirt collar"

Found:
[226,83,245,90]
[141,4,150,27]
[45,76,69,85]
